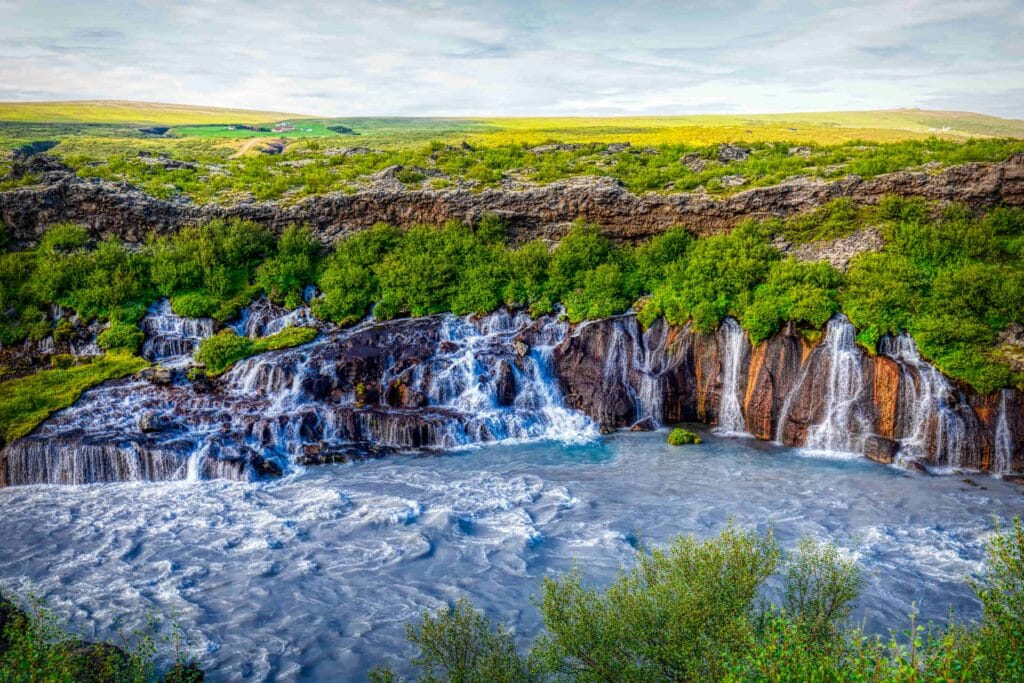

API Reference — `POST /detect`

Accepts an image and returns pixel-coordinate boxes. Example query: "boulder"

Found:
[717,144,751,163]
[863,435,900,464]
[629,417,657,432]
[494,361,517,407]
[138,411,172,433]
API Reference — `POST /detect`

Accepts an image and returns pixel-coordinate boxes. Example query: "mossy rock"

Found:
[668,427,702,445]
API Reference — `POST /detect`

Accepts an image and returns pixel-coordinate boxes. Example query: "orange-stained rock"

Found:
[872,356,901,438]
[692,331,720,423]
[743,322,806,440]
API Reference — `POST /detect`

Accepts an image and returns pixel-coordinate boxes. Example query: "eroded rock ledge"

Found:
[2,154,1022,245]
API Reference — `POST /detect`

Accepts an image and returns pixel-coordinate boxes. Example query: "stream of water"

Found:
[1,429,1021,681]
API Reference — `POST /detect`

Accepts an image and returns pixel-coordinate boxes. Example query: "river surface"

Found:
[1,428,1022,681]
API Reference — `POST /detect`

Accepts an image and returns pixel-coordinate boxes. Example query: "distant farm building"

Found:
[272,122,296,133]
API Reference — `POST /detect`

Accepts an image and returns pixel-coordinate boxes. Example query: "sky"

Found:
[0,0,1022,118]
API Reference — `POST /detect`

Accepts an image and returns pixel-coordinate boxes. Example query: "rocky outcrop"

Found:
[3,301,1023,486]
[2,155,1022,246]
[554,313,1024,474]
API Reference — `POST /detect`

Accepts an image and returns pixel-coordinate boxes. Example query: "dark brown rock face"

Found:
[743,322,806,440]
[555,313,1024,474]
[3,155,1022,245]
[864,435,900,464]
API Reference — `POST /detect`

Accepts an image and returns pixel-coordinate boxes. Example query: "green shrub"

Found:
[194,326,316,375]
[546,222,618,300]
[564,263,638,323]
[255,226,320,308]
[170,292,219,318]
[370,599,535,683]
[315,224,402,323]
[193,329,251,375]
[97,321,143,352]
[667,427,702,445]
[0,591,201,682]
[742,260,840,343]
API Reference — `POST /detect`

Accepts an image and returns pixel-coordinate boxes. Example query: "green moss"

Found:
[0,350,149,443]
[668,427,702,445]
[194,326,317,376]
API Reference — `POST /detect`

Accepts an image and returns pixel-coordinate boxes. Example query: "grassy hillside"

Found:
[2,102,1024,151]
[0,100,308,126]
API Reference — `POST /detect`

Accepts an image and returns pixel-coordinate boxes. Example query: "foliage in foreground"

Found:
[0,351,149,444]
[193,326,317,375]
[374,518,1024,682]
[0,592,202,683]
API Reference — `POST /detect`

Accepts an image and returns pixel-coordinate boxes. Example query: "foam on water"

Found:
[1,430,1020,681]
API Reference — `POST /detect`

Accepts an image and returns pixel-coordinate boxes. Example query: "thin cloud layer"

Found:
[0,0,1021,117]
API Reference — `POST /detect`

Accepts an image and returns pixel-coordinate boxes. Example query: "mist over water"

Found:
[1,429,1021,681]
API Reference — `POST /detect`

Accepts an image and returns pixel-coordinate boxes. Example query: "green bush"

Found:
[0,591,202,682]
[383,518,1024,683]
[194,326,316,375]
[667,427,702,445]
[742,260,840,343]
[255,226,320,308]
[96,321,143,352]
[193,329,251,375]
[314,224,402,323]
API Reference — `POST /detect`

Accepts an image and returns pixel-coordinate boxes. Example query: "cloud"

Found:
[0,0,1020,117]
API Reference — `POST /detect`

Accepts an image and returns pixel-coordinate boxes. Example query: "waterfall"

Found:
[715,317,748,435]
[4,306,598,487]
[414,312,597,445]
[231,296,317,339]
[994,390,1015,474]
[801,315,872,455]
[588,316,663,425]
[140,299,216,365]
[878,334,979,468]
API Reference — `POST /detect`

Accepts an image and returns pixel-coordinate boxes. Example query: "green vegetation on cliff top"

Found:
[2,198,1023,395]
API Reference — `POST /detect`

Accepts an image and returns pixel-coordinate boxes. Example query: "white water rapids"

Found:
[1,430,1020,680]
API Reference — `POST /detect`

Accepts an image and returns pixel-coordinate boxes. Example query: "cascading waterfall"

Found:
[878,334,978,468]
[994,389,1015,475]
[140,299,216,364]
[802,315,872,454]
[416,312,597,445]
[714,317,748,435]
[588,316,663,425]
[3,305,597,486]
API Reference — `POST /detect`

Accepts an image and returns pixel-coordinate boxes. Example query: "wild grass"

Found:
[0,351,149,444]
[33,135,1024,204]
[0,100,305,126]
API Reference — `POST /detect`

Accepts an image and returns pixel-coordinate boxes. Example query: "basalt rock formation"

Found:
[2,154,1023,246]
[2,301,1022,487]
[554,314,1024,473]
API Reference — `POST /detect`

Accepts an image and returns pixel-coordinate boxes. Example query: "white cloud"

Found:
[0,0,1020,117]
